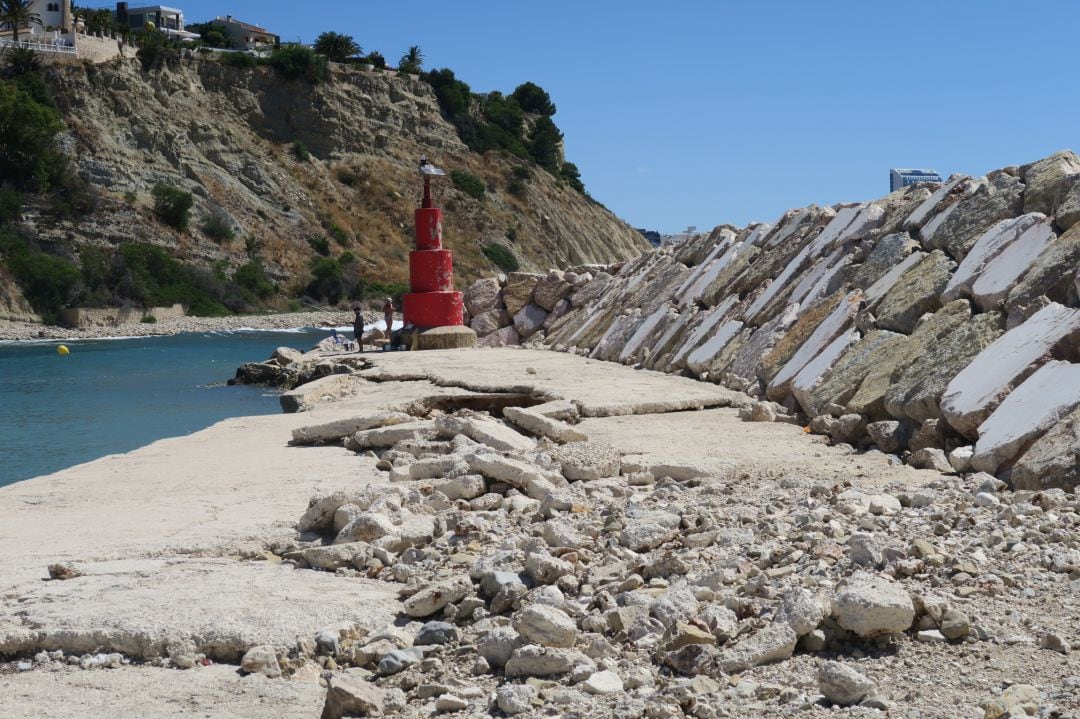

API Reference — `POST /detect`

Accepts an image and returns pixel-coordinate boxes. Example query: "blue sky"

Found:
[147,1,1077,233]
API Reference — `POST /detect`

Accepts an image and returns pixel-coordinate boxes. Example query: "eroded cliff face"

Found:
[21,58,645,296]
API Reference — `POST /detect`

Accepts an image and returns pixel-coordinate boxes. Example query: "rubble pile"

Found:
[466,150,1080,493]
[268,403,1078,718]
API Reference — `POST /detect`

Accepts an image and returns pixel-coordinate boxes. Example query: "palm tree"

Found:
[398,44,423,74]
[313,31,360,64]
[0,0,42,44]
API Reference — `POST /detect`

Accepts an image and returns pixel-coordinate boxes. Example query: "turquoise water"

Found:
[0,329,336,487]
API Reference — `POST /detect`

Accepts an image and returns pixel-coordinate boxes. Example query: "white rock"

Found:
[582,669,624,695]
[818,661,877,706]
[941,302,1080,438]
[496,684,536,715]
[240,645,281,679]
[971,361,1080,474]
[777,587,824,636]
[335,512,398,544]
[513,605,577,648]
[403,576,472,618]
[831,572,915,637]
[941,214,1043,304]
[503,406,587,444]
[971,217,1056,310]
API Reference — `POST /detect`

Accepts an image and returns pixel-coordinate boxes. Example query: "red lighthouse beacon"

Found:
[402,156,465,329]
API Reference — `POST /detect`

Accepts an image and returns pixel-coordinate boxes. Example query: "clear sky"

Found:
[144,0,1078,233]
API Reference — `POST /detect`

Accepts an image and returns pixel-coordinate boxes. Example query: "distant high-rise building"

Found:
[890,168,943,192]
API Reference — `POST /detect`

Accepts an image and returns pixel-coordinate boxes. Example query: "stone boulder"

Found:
[533,270,573,311]
[1012,405,1080,491]
[1005,223,1080,323]
[463,278,502,316]
[923,173,1025,260]
[940,302,1080,438]
[322,675,385,719]
[831,572,914,638]
[970,361,1080,474]
[818,662,877,707]
[478,325,521,348]
[513,303,549,339]
[470,309,503,337]
[1057,175,1080,231]
[502,273,544,316]
[1020,149,1080,216]
[874,250,954,333]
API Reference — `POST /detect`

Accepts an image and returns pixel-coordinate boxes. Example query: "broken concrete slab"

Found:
[0,559,397,661]
[503,406,588,444]
[940,302,1080,438]
[280,375,357,414]
[435,415,535,453]
[346,421,436,450]
[290,412,414,445]
[970,361,1080,474]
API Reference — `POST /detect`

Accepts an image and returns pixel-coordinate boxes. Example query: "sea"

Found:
[0,327,347,487]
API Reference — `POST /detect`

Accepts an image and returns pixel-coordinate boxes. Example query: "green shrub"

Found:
[512,165,531,181]
[507,178,526,198]
[219,52,257,68]
[423,68,471,119]
[201,209,235,242]
[483,92,524,136]
[151,184,194,230]
[269,45,329,83]
[304,256,344,304]
[117,243,234,316]
[140,314,157,323]
[451,169,485,200]
[0,80,64,191]
[0,187,21,224]
[292,139,310,161]
[136,32,178,72]
[506,226,518,242]
[0,227,79,323]
[235,259,276,299]
[511,82,556,116]
[483,243,519,272]
[335,167,358,186]
[328,224,349,245]
[307,235,330,256]
[2,48,42,79]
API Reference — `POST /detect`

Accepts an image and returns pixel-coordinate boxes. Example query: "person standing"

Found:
[352,307,364,351]
[382,297,395,345]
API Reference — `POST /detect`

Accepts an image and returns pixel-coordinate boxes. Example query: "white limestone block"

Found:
[941,302,1080,438]
[768,289,862,399]
[971,217,1056,311]
[791,330,862,415]
[917,201,959,243]
[864,250,927,306]
[618,306,672,363]
[941,214,1043,303]
[905,176,977,230]
[670,297,736,367]
[971,361,1080,474]
[742,243,816,323]
[685,320,744,375]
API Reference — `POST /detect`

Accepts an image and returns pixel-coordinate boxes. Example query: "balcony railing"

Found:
[0,37,77,54]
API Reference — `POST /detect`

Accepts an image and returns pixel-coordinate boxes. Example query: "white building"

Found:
[0,0,73,38]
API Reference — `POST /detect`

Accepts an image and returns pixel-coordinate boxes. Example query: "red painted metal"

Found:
[414,208,443,250]
[403,166,464,329]
[409,249,454,293]
[403,290,463,327]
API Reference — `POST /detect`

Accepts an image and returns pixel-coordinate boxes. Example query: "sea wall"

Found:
[59,303,185,329]
[462,150,1080,491]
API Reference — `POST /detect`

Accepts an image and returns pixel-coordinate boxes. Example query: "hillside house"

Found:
[212,15,278,50]
[113,2,198,40]
[0,0,72,38]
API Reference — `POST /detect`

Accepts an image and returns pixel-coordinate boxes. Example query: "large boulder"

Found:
[971,361,1080,474]
[883,311,1004,423]
[848,232,922,290]
[532,271,573,311]
[923,173,1025,260]
[941,214,1044,304]
[1020,149,1080,216]
[940,302,1080,438]
[970,217,1056,311]
[1057,175,1080,231]
[801,330,908,418]
[321,675,385,719]
[513,303,549,339]
[767,290,862,400]
[758,291,845,383]
[463,278,502,316]
[470,309,503,337]
[1005,223,1080,323]
[1012,405,1080,491]
[478,325,521,348]
[831,572,915,638]
[502,273,544,316]
[873,250,954,334]
[846,297,976,421]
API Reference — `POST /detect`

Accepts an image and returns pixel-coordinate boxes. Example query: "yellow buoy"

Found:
[57,345,70,356]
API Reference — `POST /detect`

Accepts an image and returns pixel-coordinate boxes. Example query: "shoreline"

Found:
[0,310,373,342]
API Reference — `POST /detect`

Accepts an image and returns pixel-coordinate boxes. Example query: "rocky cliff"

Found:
[6,56,645,315]
[463,150,1080,491]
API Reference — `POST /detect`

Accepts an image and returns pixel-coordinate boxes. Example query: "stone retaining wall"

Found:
[463,150,1080,491]
[59,304,185,328]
